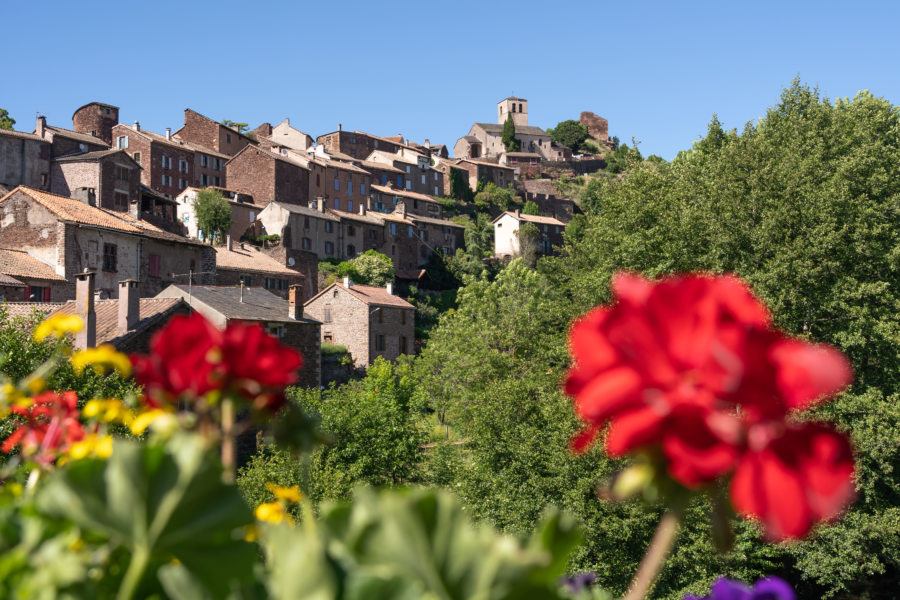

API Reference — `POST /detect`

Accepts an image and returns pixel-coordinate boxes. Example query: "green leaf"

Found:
[36,433,256,598]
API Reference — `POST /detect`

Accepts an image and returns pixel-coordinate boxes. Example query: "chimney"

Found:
[165,127,171,140]
[317,197,325,212]
[424,139,431,148]
[134,121,140,131]
[226,234,233,251]
[288,284,302,320]
[399,200,406,220]
[75,272,96,350]
[343,276,352,288]
[338,123,342,132]
[35,115,46,138]
[117,279,140,336]
[366,196,373,210]
[386,282,393,295]
[359,202,366,216]
[515,208,521,218]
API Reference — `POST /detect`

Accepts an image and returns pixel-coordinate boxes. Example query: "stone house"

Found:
[35,116,109,159]
[378,209,419,279]
[518,179,576,221]
[316,127,404,160]
[252,118,314,151]
[0,186,213,299]
[329,205,386,259]
[303,279,414,367]
[173,109,252,157]
[0,247,69,301]
[0,128,51,192]
[50,149,141,213]
[213,237,306,300]
[175,187,259,241]
[439,158,514,193]
[492,210,566,258]
[500,152,543,179]
[408,214,465,261]
[225,146,309,208]
[369,184,443,218]
[359,159,406,191]
[365,148,440,196]
[255,200,341,260]
[50,274,189,353]
[157,284,321,389]
[111,122,195,200]
[288,151,372,214]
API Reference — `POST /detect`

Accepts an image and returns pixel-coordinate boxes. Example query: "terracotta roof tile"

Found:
[2,302,64,320]
[492,211,566,226]
[44,125,109,147]
[0,273,23,286]
[1,187,141,233]
[0,248,65,281]
[370,184,440,203]
[0,128,46,142]
[214,245,300,277]
[306,282,414,309]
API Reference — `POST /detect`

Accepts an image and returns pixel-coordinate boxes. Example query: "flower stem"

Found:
[623,505,684,600]
[221,397,235,484]
[117,545,150,600]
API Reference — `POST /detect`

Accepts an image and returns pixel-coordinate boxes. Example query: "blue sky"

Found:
[4,0,898,159]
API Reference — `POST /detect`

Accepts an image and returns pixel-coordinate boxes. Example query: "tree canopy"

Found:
[193,187,232,243]
[547,120,589,153]
[0,109,14,130]
[502,114,521,152]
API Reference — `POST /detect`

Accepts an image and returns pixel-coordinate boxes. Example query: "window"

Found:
[434,186,439,195]
[378,309,383,323]
[266,324,285,338]
[115,191,128,209]
[25,285,49,302]
[102,244,117,272]
[347,179,353,196]
[324,334,333,344]
[226,133,232,143]
[325,241,334,255]
[200,174,209,186]
[324,307,332,323]
[346,200,353,212]
[149,253,161,277]
[240,274,252,286]
[369,230,377,240]
[408,225,413,238]
[315,173,321,186]
[347,244,355,256]
[214,176,221,186]
[333,198,339,209]
[324,221,334,233]
[116,166,130,181]
[304,216,310,228]
[249,210,255,221]
[381,174,388,185]
[348,224,356,236]
[200,154,208,167]
[116,136,128,149]
[375,334,385,351]
[390,223,397,236]
[161,174,173,186]
[434,172,438,181]
[161,155,171,169]
[421,174,425,185]
[401,310,406,325]
[334,178,340,191]
[405,165,411,174]
[214,158,221,170]
[360,183,365,196]
[405,180,411,190]
[179,159,188,173]
[133,152,141,165]
[400,336,407,354]
[396,175,402,187]
[301,237,312,250]
[413,199,418,209]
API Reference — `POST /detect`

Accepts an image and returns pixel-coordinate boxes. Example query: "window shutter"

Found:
[43,287,51,301]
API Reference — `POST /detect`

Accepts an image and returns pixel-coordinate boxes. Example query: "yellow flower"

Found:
[25,376,46,394]
[83,398,134,426]
[71,345,132,378]
[243,524,259,542]
[1,383,29,410]
[68,434,113,460]
[265,482,303,503]
[34,314,83,342]
[254,501,293,525]
[129,408,173,435]
[69,538,85,552]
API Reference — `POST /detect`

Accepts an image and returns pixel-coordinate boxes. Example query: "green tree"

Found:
[0,109,14,130]
[221,120,249,135]
[515,222,540,267]
[448,167,474,203]
[193,187,232,243]
[522,200,540,215]
[473,182,516,212]
[502,114,521,152]
[348,250,394,286]
[547,120,589,153]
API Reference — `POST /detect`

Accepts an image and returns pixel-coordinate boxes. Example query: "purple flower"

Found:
[684,577,795,600]
[559,572,597,594]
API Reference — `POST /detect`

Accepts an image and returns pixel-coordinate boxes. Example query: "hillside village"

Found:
[0,97,612,382]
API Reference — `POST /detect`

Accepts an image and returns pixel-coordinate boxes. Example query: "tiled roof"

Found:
[0,248,64,281]
[0,128,46,142]
[44,125,109,147]
[370,184,440,204]
[271,202,340,222]
[380,135,404,144]
[0,273,23,286]
[360,160,404,174]
[51,298,185,347]
[474,122,548,137]
[52,149,135,163]
[2,302,64,320]
[114,212,206,246]
[504,152,542,158]
[1,186,141,233]
[228,145,309,170]
[493,211,566,226]
[410,214,464,228]
[158,285,318,324]
[378,211,414,225]
[116,125,190,152]
[329,208,385,225]
[306,282,414,309]
[459,158,515,171]
[214,244,300,276]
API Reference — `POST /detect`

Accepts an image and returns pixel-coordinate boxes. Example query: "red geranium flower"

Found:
[566,272,855,540]
[132,312,303,412]
[1,391,84,463]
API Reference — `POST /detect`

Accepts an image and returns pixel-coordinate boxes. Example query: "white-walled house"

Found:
[493,210,566,258]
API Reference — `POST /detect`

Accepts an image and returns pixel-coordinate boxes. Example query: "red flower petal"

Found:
[570,425,599,454]
[606,405,666,456]
[611,272,653,306]
[572,365,643,422]
[771,340,852,410]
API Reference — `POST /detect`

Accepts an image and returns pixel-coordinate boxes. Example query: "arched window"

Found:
[519,103,523,112]
[511,104,516,113]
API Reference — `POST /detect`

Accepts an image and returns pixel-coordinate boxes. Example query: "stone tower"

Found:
[72,102,120,145]
[497,97,528,127]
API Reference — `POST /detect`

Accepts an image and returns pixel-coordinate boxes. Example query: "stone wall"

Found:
[0,134,50,190]
[72,103,119,146]
[579,112,609,142]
